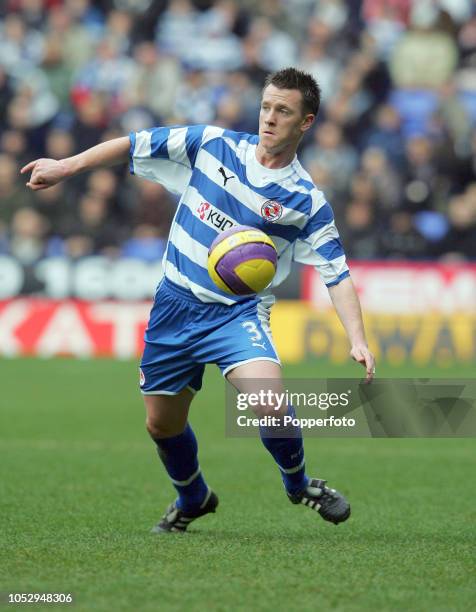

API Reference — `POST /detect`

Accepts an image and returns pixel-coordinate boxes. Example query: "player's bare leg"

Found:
[145,390,218,533]
[144,390,193,439]
[227,360,286,416]
[227,360,350,525]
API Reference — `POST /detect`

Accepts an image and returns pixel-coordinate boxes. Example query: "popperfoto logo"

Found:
[261,200,283,222]
[196,201,235,231]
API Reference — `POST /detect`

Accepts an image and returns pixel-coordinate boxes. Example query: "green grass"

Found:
[0,358,475,611]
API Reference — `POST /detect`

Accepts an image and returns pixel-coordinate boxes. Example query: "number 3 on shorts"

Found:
[242,320,266,350]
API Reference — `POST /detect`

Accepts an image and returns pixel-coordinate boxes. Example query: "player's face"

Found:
[259,85,314,154]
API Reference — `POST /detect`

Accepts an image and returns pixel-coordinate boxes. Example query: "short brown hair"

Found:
[264,67,321,116]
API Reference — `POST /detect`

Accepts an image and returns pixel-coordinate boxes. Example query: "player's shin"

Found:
[259,405,308,495]
[151,423,209,512]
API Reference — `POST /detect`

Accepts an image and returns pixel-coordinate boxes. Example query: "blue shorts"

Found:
[140,278,280,395]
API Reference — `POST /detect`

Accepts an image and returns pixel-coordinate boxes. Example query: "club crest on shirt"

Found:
[139,367,145,387]
[261,200,283,222]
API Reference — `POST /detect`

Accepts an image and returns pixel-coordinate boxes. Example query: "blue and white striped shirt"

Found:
[129,125,349,305]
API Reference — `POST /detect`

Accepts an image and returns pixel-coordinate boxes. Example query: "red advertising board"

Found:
[0,300,150,358]
[303,262,476,313]
[0,263,474,360]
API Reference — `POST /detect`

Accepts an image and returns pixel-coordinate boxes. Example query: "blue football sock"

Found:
[152,423,209,512]
[259,405,309,495]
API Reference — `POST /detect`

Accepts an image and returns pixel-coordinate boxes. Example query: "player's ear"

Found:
[300,113,315,133]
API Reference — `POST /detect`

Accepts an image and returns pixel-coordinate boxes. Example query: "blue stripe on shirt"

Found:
[166,242,242,302]
[222,130,258,145]
[299,202,334,240]
[316,237,345,261]
[175,204,219,248]
[176,202,294,260]
[185,125,207,167]
[189,168,301,243]
[203,138,312,214]
[129,132,136,175]
[297,178,314,191]
[325,270,350,287]
[150,127,171,158]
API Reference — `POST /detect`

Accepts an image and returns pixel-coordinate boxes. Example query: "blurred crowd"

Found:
[1,0,476,269]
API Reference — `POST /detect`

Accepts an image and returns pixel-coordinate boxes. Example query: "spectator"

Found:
[125,42,183,120]
[0,12,44,72]
[325,68,374,141]
[220,71,260,132]
[0,0,473,266]
[8,206,48,265]
[174,68,217,124]
[14,0,46,29]
[390,6,458,89]
[402,135,439,211]
[379,210,429,259]
[40,35,72,110]
[1,129,29,167]
[122,225,167,263]
[129,181,176,238]
[364,3,407,60]
[185,0,244,71]
[64,0,104,38]
[0,65,15,120]
[104,10,134,55]
[361,146,403,211]
[341,199,381,259]
[434,189,476,260]
[363,104,405,167]
[46,5,96,71]
[302,121,358,194]
[32,183,69,237]
[299,39,341,104]
[45,128,75,160]
[73,36,135,100]
[0,153,34,224]
[246,16,298,71]
[70,93,109,152]
[61,191,123,258]
[155,0,198,59]
[7,69,59,132]
[458,13,476,62]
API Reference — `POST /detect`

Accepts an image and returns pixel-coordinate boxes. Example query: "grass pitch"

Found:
[0,358,475,611]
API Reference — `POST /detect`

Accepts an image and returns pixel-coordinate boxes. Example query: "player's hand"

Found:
[350,344,375,383]
[21,158,67,191]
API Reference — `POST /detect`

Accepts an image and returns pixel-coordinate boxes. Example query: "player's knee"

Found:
[145,416,183,439]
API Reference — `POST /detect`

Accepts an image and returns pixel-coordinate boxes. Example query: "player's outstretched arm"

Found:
[21,137,130,191]
[327,276,375,382]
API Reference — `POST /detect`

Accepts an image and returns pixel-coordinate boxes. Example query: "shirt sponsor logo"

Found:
[196,202,235,232]
[261,200,283,222]
[197,202,210,220]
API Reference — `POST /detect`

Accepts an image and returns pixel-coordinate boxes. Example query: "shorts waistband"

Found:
[160,276,259,309]
[160,276,210,304]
